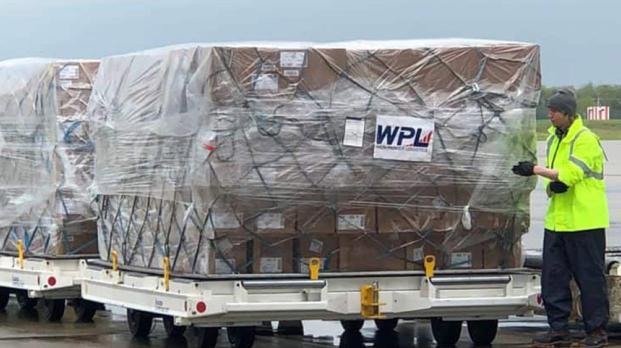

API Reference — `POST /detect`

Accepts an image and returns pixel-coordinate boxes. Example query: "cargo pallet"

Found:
[80,255,542,348]
[0,247,101,322]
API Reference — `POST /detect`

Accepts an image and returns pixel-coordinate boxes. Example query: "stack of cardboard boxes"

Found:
[91,40,539,276]
[0,59,99,256]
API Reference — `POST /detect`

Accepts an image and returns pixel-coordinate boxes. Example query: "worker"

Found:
[512,88,609,347]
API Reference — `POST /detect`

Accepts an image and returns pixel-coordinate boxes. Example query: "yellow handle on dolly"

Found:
[111,250,118,272]
[17,240,24,269]
[309,257,321,280]
[163,256,170,291]
[424,255,436,279]
[360,281,385,319]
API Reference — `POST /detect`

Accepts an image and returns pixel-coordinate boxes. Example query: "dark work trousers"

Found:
[542,228,609,333]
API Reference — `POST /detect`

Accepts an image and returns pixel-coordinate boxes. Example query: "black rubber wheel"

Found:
[276,320,304,335]
[431,318,463,347]
[467,319,498,346]
[227,326,256,348]
[163,315,186,338]
[126,308,153,338]
[340,319,364,332]
[73,299,98,323]
[16,291,37,310]
[40,299,65,322]
[0,288,10,310]
[374,318,399,331]
[185,326,219,348]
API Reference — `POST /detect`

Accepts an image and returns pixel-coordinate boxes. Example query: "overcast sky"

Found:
[1,0,619,86]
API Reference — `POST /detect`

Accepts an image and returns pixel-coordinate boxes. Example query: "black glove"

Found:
[549,181,569,193]
[512,161,535,176]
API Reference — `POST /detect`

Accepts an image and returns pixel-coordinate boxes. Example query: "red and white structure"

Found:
[587,106,610,120]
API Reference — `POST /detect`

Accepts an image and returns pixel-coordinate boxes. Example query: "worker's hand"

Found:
[512,161,535,176]
[549,181,569,193]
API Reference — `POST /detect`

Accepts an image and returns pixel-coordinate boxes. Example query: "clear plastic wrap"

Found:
[0,59,99,256]
[90,40,540,275]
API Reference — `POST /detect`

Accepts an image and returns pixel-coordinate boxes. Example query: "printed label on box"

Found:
[408,247,424,262]
[308,239,324,254]
[260,257,283,273]
[261,63,276,71]
[280,51,306,68]
[374,115,434,162]
[60,80,73,89]
[59,65,80,80]
[283,69,300,77]
[257,213,284,230]
[337,214,365,230]
[254,73,278,91]
[210,212,241,229]
[215,258,236,274]
[450,252,472,268]
[343,117,365,147]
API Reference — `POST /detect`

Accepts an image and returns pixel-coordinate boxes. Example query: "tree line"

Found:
[535,84,621,119]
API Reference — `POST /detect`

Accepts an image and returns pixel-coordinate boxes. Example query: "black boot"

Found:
[532,330,572,347]
[582,328,608,348]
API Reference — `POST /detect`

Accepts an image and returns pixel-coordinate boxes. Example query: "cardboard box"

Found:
[252,235,294,274]
[297,205,336,234]
[338,234,406,272]
[294,234,339,273]
[210,234,252,274]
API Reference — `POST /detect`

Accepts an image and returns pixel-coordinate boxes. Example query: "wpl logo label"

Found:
[374,115,434,162]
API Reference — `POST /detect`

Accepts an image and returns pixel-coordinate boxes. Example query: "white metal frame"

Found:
[0,255,84,299]
[80,261,542,327]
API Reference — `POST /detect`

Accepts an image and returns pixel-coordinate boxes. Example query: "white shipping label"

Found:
[215,258,236,274]
[210,213,241,229]
[261,63,276,71]
[343,117,365,147]
[257,213,284,230]
[280,51,306,68]
[60,80,73,89]
[308,239,324,254]
[409,247,424,262]
[337,214,366,230]
[254,73,279,91]
[260,257,283,273]
[450,252,473,268]
[59,65,80,80]
[283,69,301,77]
[374,115,434,162]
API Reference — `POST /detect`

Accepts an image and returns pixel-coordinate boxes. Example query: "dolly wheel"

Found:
[227,326,256,348]
[0,288,10,310]
[40,299,66,322]
[16,291,37,310]
[431,318,463,346]
[73,299,98,323]
[185,326,219,348]
[467,319,498,346]
[340,319,364,332]
[163,315,186,338]
[127,308,153,338]
[375,318,399,331]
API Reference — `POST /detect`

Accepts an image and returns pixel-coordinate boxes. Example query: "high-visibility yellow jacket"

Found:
[544,116,609,232]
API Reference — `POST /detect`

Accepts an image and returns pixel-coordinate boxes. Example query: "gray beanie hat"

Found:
[547,88,577,117]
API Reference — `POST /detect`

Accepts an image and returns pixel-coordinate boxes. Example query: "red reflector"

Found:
[536,293,543,305]
[47,276,57,287]
[196,301,207,313]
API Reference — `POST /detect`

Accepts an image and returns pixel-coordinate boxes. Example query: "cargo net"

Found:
[92,41,540,276]
[0,60,99,257]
